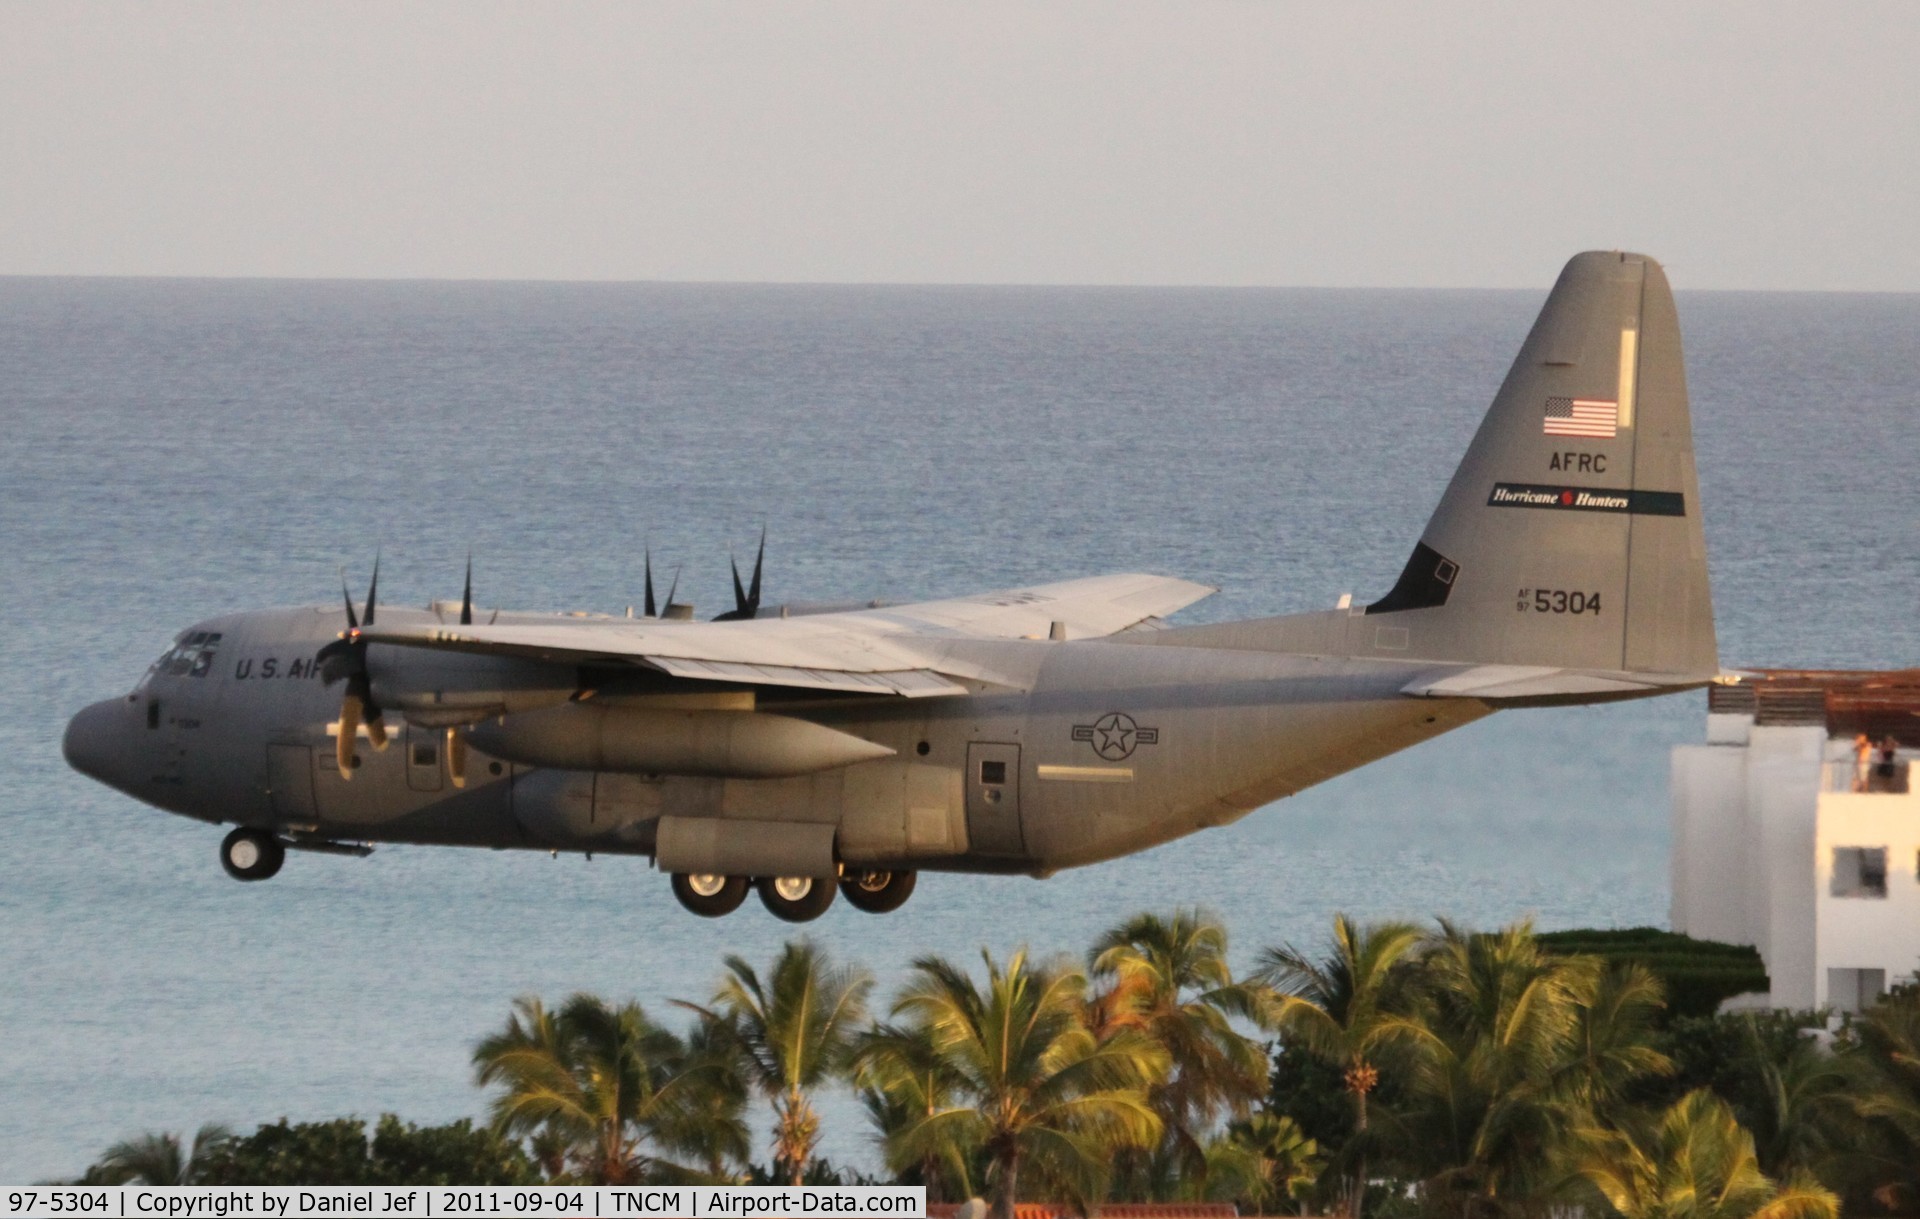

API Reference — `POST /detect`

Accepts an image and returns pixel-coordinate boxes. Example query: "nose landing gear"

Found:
[220,827,286,882]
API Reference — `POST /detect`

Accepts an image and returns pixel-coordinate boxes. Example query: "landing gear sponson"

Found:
[668,868,917,920]
[216,828,373,882]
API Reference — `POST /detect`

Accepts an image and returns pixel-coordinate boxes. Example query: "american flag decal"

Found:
[1543,396,1618,438]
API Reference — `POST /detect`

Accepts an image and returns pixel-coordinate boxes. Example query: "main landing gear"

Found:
[839,869,916,914]
[759,875,836,923]
[667,868,918,920]
[220,827,286,882]
[671,872,750,918]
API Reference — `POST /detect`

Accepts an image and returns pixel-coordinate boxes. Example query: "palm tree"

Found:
[473,993,748,1183]
[1256,916,1423,1217]
[1087,908,1273,1194]
[94,1124,231,1184]
[855,1020,979,1201]
[1386,923,1679,1216]
[1389,921,1603,1211]
[1835,987,1920,1207]
[683,940,873,1185]
[676,1015,760,1183]
[1560,959,1675,1122]
[1573,1088,1839,1219]
[885,948,1167,1219]
[1731,1020,1849,1180]
[1203,1113,1323,1214]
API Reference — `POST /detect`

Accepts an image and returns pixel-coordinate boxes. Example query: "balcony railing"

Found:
[1822,758,1914,795]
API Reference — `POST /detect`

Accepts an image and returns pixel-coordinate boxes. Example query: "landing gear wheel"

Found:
[671,872,748,918]
[758,875,837,923]
[840,869,917,914]
[220,828,285,882]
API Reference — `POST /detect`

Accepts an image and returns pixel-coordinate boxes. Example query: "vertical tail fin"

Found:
[1363,250,1716,678]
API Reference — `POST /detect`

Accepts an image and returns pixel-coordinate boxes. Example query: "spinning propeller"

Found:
[316,558,390,780]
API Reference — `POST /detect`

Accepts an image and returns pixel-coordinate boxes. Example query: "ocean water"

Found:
[1,277,1915,1182]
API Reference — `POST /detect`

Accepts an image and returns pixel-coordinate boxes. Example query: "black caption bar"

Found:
[1486,483,1685,516]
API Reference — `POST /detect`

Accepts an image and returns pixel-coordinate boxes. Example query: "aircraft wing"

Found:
[358,573,1214,699]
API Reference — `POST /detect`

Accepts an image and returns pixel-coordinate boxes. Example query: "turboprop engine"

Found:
[464,702,896,778]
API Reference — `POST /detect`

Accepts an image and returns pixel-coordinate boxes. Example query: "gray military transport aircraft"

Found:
[64,250,1718,922]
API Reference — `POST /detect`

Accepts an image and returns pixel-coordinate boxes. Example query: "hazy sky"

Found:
[4,3,1916,289]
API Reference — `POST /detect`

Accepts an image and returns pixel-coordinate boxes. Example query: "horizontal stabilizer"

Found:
[1401,663,1711,701]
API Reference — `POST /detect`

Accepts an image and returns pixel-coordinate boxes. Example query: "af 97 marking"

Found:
[1517,589,1601,614]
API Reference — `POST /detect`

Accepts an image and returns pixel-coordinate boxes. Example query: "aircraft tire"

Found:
[757,875,837,923]
[220,828,285,882]
[839,869,916,914]
[671,873,749,918]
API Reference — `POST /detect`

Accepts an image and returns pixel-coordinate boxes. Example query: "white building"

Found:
[1671,673,1919,1013]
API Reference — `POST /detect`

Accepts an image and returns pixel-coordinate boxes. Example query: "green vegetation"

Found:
[471,993,747,1183]
[71,916,1920,1215]
[1537,927,1770,1019]
[80,1117,536,1185]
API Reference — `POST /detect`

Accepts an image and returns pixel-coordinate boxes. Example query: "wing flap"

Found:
[646,657,968,698]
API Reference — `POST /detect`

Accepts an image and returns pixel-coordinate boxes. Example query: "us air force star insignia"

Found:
[1070,712,1160,761]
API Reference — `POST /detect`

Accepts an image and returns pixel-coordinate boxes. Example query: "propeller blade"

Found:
[365,706,389,751]
[644,549,657,619]
[731,554,749,616]
[665,566,681,612]
[337,693,362,780]
[340,570,359,632]
[364,553,380,627]
[460,553,473,626]
[445,727,468,789]
[747,528,765,612]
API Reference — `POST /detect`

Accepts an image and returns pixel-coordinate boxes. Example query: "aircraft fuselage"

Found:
[65,604,1488,877]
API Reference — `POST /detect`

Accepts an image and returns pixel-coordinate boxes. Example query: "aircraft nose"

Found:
[64,698,132,786]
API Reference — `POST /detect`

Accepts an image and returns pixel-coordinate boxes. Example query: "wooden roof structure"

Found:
[1709,668,1920,747]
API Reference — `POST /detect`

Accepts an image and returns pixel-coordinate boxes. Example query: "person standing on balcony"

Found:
[1875,736,1901,792]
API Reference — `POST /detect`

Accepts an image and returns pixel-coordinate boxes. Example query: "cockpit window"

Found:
[189,633,220,677]
[144,632,222,683]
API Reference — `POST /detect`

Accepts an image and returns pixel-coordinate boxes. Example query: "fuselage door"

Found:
[267,744,317,824]
[965,742,1025,857]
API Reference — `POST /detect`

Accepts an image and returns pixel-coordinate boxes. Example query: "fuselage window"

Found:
[980,760,1007,785]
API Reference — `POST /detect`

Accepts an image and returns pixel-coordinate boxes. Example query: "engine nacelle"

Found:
[466,702,895,778]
